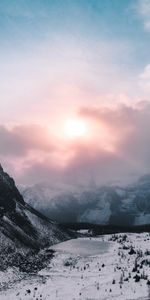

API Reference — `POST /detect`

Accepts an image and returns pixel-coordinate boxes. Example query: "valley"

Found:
[1,233,150,300]
[0,165,150,299]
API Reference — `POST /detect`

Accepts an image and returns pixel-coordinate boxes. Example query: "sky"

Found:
[1,0,150,186]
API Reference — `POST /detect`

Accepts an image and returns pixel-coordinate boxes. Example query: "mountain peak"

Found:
[0,164,24,211]
[0,163,3,172]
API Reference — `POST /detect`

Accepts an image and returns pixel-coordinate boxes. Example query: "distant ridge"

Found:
[21,174,150,226]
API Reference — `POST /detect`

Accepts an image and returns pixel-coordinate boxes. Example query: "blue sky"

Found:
[0,0,149,65]
[0,1,150,96]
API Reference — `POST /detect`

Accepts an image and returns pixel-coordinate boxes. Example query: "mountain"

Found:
[0,164,71,252]
[20,175,150,226]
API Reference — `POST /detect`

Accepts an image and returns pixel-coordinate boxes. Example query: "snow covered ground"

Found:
[1,233,150,300]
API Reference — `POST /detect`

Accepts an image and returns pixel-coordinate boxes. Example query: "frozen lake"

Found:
[1,234,150,300]
[50,238,110,256]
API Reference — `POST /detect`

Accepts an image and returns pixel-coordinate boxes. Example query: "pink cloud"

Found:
[1,101,150,185]
[0,124,55,156]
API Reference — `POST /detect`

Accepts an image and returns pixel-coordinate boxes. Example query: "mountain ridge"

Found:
[20,175,150,226]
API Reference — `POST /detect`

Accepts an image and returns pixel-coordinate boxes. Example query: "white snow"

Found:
[1,233,150,300]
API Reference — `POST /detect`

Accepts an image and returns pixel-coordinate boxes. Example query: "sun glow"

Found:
[64,119,87,139]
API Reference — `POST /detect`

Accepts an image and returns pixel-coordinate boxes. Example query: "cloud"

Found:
[139,64,150,92]
[0,124,54,156]
[78,102,150,180]
[2,101,150,186]
[4,101,148,185]
[137,0,150,31]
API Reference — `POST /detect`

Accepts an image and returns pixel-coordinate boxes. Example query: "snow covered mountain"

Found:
[20,175,150,226]
[0,164,71,251]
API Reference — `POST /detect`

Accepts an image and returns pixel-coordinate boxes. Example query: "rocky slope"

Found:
[20,175,150,226]
[0,164,71,252]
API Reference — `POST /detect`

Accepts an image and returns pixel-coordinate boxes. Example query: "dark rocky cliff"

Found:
[0,164,71,251]
[0,164,24,212]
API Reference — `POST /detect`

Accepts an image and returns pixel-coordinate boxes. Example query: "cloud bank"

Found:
[1,101,150,186]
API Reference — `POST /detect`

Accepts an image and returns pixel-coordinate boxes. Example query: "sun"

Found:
[64,118,87,139]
